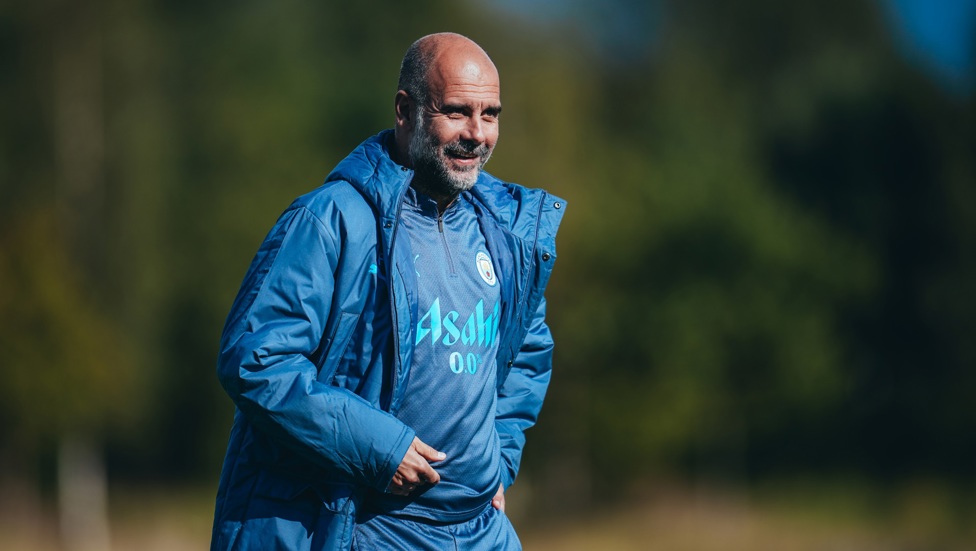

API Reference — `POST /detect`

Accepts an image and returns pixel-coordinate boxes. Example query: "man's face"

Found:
[407,58,501,196]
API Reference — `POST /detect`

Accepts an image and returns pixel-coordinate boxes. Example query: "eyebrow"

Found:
[441,103,503,117]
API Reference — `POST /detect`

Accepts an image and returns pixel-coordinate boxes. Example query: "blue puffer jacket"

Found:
[211,130,566,550]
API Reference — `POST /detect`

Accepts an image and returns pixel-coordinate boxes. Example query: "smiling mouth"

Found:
[446,153,481,169]
[443,142,490,169]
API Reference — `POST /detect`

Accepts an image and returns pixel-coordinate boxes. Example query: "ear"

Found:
[394,90,414,130]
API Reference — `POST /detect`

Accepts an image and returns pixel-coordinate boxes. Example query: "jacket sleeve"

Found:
[216,206,414,492]
[495,297,554,489]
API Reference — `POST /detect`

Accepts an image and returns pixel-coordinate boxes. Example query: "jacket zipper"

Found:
[387,183,409,415]
[498,193,548,386]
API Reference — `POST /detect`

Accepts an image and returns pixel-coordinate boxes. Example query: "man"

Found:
[211,33,565,550]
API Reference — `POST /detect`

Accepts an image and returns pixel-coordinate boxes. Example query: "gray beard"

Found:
[408,117,492,198]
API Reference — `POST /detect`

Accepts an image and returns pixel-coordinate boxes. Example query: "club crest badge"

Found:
[476,251,496,286]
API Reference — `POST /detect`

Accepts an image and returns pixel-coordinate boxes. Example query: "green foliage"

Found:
[0,210,139,450]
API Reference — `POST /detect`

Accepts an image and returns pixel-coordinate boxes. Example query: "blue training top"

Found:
[367,187,503,522]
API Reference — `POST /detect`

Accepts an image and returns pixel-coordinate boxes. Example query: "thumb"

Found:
[413,438,447,462]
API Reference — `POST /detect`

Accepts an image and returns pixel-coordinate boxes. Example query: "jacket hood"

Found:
[325,130,411,223]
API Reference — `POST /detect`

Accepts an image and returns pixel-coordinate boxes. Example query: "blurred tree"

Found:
[1,0,974,527]
[0,1,142,548]
[493,0,976,510]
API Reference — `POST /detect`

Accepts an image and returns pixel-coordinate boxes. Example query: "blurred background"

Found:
[1,0,974,549]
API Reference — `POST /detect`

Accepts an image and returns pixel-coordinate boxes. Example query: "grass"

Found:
[515,478,974,551]
[1,479,972,550]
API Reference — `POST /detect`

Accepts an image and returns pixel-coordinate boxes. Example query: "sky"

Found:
[884,0,976,92]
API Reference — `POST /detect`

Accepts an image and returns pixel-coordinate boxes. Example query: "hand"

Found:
[387,437,445,496]
[491,483,505,512]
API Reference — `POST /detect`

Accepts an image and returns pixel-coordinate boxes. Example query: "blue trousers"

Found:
[352,505,521,551]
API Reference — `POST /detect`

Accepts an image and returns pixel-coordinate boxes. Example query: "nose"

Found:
[461,116,485,145]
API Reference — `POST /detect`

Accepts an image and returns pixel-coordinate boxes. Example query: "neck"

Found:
[410,178,457,213]
[391,127,412,169]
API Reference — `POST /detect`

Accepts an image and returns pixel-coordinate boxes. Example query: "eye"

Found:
[442,105,467,119]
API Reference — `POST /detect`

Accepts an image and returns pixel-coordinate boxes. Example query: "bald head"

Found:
[397,33,498,108]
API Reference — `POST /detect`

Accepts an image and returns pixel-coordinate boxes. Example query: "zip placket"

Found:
[436,210,457,275]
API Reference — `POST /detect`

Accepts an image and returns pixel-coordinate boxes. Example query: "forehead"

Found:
[427,56,501,106]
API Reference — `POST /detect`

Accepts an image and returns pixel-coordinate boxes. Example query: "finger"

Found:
[390,478,420,495]
[420,462,440,485]
[409,470,427,486]
[491,496,504,512]
[414,439,447,462]
[491,484,505,511]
